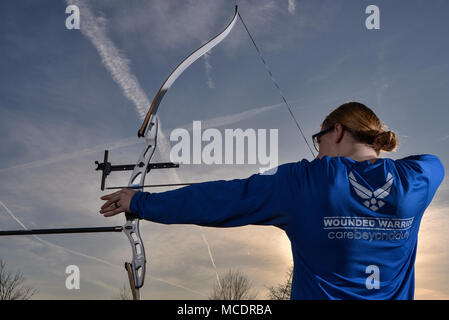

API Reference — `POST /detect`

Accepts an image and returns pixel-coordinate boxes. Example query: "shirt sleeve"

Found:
[401,154,445,205]
[129,162,304,231]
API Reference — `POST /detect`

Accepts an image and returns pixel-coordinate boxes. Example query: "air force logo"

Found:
[348,171,394,212]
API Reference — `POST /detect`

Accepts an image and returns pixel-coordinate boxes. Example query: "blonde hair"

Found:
[321,102,398,154]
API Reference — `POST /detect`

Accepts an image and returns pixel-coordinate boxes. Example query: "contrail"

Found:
[201,231,222,290]
[0,136,138,174]
[0,103,283,174]
[0,200,207,296]
[0,200,115,267]
[149,276,208,297]
[66,0,150,120]
[157,125,222,289]
[179,102,282,131]
[203,52,215,89]
[288,0,296,15]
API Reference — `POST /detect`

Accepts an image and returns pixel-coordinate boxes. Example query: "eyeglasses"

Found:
[311,126,334,152]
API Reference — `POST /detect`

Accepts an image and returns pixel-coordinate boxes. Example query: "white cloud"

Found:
[66,0,150,120]
[203,52,215,89]
[288,0,296,15]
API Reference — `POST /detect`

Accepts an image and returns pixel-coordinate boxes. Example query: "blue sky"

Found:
[0,0,448,299]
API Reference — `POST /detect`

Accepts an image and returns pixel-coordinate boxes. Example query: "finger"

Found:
[101,195,121,210]
[100,202,119,214]
[100,190,122,200]
[102,206,124,217]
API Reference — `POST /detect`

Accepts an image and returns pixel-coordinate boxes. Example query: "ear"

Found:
[334,123,345,143]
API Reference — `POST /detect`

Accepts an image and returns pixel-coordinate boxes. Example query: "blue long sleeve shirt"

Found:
[130,154,444,299]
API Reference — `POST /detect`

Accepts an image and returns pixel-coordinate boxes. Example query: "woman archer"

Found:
[99,102,444,300]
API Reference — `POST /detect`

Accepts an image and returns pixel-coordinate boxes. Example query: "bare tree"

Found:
[266,265,293,300]
[119,283,133,300]
[0,259,38,300]
[111,283,133,300]
[209,269,258,300]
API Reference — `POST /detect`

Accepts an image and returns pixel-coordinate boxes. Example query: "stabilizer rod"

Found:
[0,226,123,236]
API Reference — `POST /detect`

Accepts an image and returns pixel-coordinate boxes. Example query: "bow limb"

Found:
[138,6,239,138]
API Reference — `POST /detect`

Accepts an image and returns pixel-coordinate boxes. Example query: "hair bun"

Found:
[373,130,398,152]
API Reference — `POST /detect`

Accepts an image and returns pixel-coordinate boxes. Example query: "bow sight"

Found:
[95,149,179,191]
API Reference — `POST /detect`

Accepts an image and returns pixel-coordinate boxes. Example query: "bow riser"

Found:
[123,116,158,298]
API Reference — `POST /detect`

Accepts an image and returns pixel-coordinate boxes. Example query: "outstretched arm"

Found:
[100,163,302,231]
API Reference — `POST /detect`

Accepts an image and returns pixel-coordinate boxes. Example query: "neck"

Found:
[339,144,379,164]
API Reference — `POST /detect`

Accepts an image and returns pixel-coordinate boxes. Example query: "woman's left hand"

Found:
[99,189,137,217]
